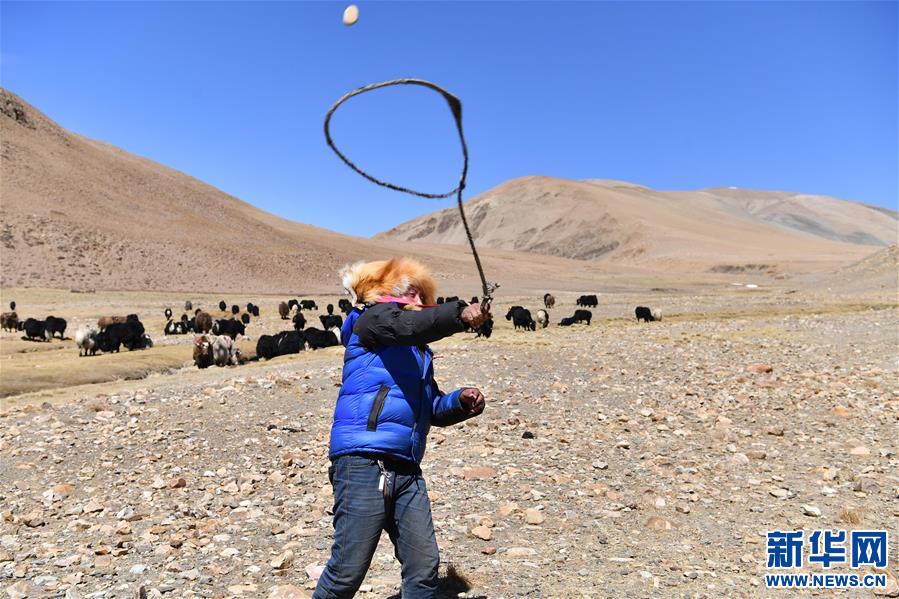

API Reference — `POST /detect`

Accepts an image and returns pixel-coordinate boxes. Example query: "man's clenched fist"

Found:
[461,303,491,329]
[460,387,485,416]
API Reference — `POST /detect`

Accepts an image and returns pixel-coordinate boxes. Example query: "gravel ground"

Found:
[1,295,897,599]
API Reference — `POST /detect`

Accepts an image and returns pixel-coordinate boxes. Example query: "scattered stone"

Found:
[731,452,750,466]
[228,584,258,595]
[802,504,822,517]
[831,405,852,418]
[56,555,81,572]
[271,550,294,570]
[872,568,899,597]
[22,511,44,527]
[5,581,32,599]
[51,483,75,497]
[524,508,545,525]
[853,478,881,494]
[268,585,311,599]
[644,516,677,531]
[462,466,496,480]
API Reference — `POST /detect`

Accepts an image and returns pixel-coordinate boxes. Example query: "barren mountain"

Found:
[813,243,899,294]
[0,89,621,294]
[2,88,893,296]
[377,176,896,272]
[0,88,373,293]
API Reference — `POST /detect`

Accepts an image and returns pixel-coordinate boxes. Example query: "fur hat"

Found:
[340,257,437,306]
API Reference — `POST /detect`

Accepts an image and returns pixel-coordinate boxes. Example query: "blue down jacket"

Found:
[328,301,472,464]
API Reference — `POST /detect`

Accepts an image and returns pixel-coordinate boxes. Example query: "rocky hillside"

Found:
[0,89,616,294]
[815,244,899,294]
[377,176,895,272]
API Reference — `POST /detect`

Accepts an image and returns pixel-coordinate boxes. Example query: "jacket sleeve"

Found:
[430,386,473,427]
[354,301,467,349]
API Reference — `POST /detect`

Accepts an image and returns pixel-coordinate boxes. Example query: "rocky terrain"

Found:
[2,86,896,599]
[2,289,897,598]
[816,244,899,295]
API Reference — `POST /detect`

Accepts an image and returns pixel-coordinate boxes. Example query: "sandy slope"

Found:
[377,176,895,272]
[1,89,642,295]
[2,88,894,298]
[809,244,899,295]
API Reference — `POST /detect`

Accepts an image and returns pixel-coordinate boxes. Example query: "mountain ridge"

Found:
[0,89,638,294]
[2,88,892,294]
[377,175,894,271]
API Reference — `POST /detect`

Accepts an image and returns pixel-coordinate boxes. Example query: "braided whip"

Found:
[324,78,498,309]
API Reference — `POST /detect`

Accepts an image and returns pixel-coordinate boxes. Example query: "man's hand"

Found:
[461,303,491,329]
[460,387,485,416]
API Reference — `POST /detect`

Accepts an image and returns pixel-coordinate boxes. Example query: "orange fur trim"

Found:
[340,257,437,306]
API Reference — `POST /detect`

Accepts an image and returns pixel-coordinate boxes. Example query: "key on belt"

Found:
[377,460,393,501]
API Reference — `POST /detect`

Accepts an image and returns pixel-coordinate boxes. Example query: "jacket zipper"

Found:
[366,384,390,431]
[412,346,427,459]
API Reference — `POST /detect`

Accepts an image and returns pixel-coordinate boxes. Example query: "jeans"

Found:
[313,454,440,599]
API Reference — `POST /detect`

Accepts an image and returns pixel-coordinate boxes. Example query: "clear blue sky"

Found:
[2,1,896,237]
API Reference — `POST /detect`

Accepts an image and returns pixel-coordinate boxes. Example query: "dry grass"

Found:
[0,344,190,398]
[1,286,894,400]
[838,507,872,526]
[0,336,73,356]
[636,301,898,324]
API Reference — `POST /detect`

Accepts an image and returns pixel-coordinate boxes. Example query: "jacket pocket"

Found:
[366,384,390,431]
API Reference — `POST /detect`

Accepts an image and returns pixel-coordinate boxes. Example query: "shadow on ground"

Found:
[385,565,486,599]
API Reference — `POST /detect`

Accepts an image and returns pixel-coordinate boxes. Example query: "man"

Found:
[313,257,491,599]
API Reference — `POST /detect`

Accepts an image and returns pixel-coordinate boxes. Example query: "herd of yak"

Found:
[0,304,155,355]
[142,298,343,368]
[497,293,660,333]
[0,293,662,369]
[0,301,69,342]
